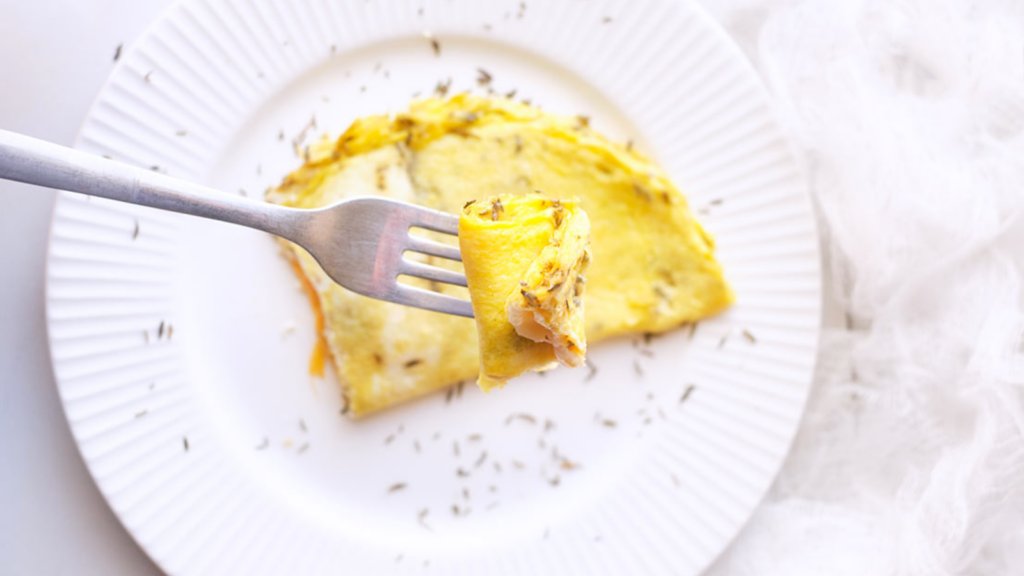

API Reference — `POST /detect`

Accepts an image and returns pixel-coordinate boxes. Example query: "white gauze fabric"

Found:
[704,0,1024,574]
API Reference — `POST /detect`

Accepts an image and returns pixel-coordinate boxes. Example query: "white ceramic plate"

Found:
[46,0,820,574]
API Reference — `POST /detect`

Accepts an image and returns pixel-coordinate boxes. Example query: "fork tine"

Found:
[405,205,460,235]
[405,235,462,261]
[391,284,474,318]
[399,259,468,287]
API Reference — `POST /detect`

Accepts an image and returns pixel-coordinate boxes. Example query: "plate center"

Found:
[177,34,693,554]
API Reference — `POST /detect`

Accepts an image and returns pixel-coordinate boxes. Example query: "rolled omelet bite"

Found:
[506,199,590,368]
[459,194,591,392]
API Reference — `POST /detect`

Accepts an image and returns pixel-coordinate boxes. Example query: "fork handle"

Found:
[0,129,306,242]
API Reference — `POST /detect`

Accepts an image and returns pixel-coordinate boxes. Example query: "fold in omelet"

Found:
[459,194,591,391]
[267,94,733,417]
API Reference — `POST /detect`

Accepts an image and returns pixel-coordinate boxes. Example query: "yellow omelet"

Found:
[267,94,733,417]
[459,194,591,392]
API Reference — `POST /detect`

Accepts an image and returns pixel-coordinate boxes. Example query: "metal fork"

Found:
[0,129,473,317]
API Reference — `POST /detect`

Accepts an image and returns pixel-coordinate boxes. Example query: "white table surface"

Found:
[0,1,816,574]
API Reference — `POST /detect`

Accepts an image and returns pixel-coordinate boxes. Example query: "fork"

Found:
[0,129,473,317]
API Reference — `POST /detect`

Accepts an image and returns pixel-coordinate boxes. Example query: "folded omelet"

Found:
[267,94,733,416]
[460,194,591,391]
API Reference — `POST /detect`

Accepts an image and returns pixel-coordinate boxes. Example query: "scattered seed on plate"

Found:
[742,329,757,344]
[113,43,122,62]
[680,384,696,404]
[417,508,431,530]
[385,434,396,445]
[388,482,407,493]
[584,361,598,382]
[297,442,310,454]
[602,16,612,23]
[505,413,537,425]
[434,77,452,97]
[475,451,488,467]
[493,461,502,473]
[601,419,617,428]
[453,441,460,456]
[633,360,643,377]
[512,460,525,470]
[424,31,441,56]
[413,439,422,453]
[135,410,148,419]
[256,437,269,450]
[175,129,187,137]
[144,71,153,83]
[182,437,189,451]
[132,219,140,240]
[456,467,470,478]
[157,321,165,339]
[299,418,307,432]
